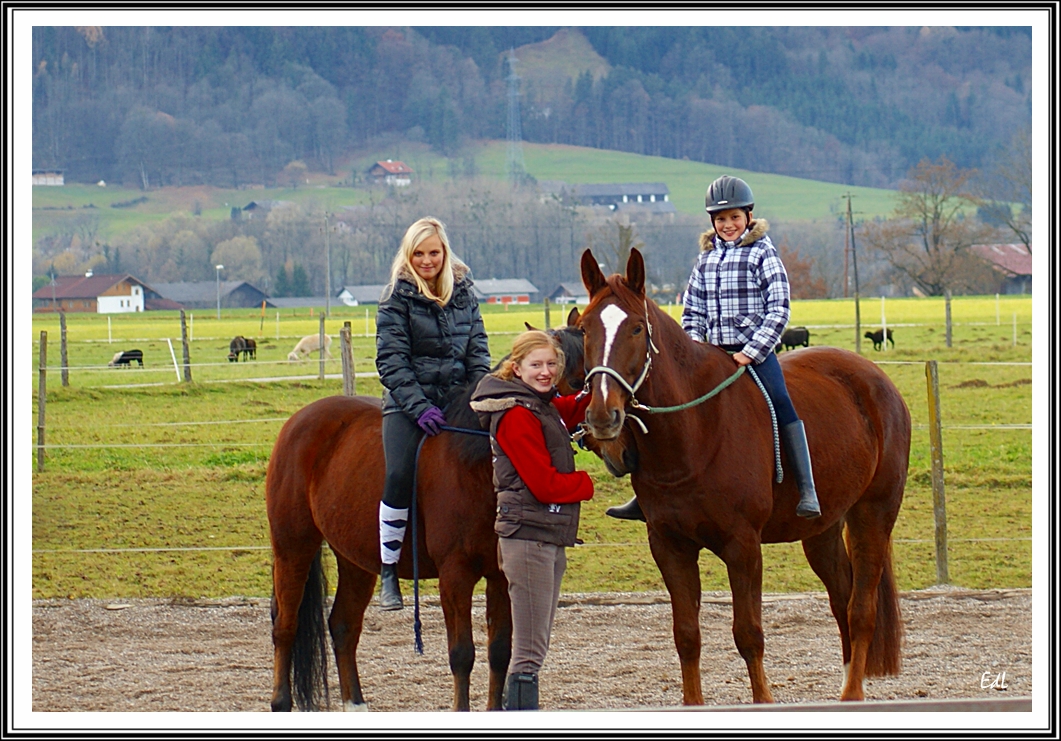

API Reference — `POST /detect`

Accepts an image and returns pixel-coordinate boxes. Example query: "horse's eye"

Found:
[631,325,643,336]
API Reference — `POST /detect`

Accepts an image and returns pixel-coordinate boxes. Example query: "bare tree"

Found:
[973,128,1032,252]
[861,157,995,296]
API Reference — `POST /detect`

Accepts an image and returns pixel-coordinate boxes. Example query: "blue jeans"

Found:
[749,351,799,427]
[721,346,798,427]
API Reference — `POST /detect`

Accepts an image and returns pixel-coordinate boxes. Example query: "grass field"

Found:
[32,140,903,246]
[29,295,1033,600]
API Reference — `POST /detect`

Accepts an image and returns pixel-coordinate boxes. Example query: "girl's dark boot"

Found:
[781,420,821,518]
[503,673,539,710]
[605,497,645,521]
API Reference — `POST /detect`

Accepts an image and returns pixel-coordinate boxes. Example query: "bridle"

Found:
[579,297,746,434]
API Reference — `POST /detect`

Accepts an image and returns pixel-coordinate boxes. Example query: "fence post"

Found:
[544,296,551,329]
[180,310,193,383]
[319,313,326,382]
[880,297,887,353]
[59,311,69,387]
[37,331,47,473]
[925,360,949,584]
[944,290,953,348]
[341,321,355,396]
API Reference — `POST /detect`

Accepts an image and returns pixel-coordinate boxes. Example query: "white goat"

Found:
[287,334,333,361]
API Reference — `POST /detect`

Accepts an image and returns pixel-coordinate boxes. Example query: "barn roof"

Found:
[31,273,150,300]
[574,182,669,198]
[549,282,589,299]
[150,280,264,303]
[369,160,414,175]
[472,279,539,297]
[338,284,389,303]
[970,244,1032,277]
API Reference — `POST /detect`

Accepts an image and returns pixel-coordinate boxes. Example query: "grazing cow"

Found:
[775,326,811,353]
[108,349,143,368]
[287,334,333,361]
[242,338,256,361]
[865,328,895,351]
[228,336,247,362]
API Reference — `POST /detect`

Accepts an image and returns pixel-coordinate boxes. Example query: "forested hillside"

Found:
[33,25,1030,189]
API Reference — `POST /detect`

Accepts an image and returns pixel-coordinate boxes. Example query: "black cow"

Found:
[775,326,810,353]
[242,338,256,361]
[864,328,895,351]
[228,336,247,362]
[108,349,143,367]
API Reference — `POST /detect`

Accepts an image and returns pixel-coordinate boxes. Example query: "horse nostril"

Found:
[611,409,621,427]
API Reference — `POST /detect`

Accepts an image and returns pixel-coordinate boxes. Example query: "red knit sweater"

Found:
[494,394,594,505]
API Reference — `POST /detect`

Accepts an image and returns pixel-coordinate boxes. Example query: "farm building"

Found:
[268,297,332,310]
[573,183,676,215]
[970,243,1032,294]
[32,168,64,186]
[32,272,150,313]
[473,279,539,305]
[548,282,590,305]
[150,280,271,310]
[366,160,414,187]
[337,284,389,306]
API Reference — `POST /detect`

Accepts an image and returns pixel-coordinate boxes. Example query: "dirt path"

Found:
[32,588,1030,712]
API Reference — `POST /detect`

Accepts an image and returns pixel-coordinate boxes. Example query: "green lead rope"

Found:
[631,365,746,414]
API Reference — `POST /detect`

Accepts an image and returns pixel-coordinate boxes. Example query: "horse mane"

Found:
[442,381,492,466]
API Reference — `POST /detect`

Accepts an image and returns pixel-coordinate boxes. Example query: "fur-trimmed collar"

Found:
[469,397,518,414]
[699,218,769,252]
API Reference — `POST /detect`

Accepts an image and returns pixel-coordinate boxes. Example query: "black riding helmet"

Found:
[705,175,754,215]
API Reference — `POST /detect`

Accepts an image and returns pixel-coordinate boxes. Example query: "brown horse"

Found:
[266,311,585,712]
[577,249,910,704]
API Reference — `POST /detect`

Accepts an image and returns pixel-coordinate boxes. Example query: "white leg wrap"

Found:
[842,662,850,691]
[379,503,408,565]
[344,700,369,712]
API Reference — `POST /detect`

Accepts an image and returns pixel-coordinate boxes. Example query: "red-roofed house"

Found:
[366,159,414,186]
[32,272,151,313]
[970,244,1032,294]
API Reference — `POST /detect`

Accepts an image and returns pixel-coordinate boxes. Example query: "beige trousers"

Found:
[498,537,567,675]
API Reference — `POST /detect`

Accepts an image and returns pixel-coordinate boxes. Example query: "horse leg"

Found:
[648,532,704,705]
[801,521,854,693]
[329,551,377,711]
[484,570,513,711]
[721,534,774,704]
[438,561,478,711]
[840,502,901,701]
[270,542,323,712]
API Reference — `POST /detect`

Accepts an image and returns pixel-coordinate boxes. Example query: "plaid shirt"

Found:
[681,224,790,364]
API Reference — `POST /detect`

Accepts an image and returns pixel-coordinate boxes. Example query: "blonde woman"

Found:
[375,217,491,610]
[470,331,593,710]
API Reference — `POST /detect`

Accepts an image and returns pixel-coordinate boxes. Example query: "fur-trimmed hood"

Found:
[393,259,471,286]
[469,396,518,414]
[699,218,769,252]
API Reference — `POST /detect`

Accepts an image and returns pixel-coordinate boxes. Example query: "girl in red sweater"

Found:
[470,331,593,710]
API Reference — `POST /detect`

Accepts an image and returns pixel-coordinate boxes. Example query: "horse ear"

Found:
[566,306,581,327]
[525,321,539,331]
[625,248,646,296]
[581,249,607,297]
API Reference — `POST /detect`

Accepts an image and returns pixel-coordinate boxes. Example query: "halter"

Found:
[580,297,746,433]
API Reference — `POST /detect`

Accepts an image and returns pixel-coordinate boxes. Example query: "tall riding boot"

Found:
[378,503,408,610]
[605,496,646,522]
[781,420,821,519]
[503,673,539,711]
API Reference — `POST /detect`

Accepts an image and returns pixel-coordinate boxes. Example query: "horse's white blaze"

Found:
[344,700,369,712]
[599,304,628,398]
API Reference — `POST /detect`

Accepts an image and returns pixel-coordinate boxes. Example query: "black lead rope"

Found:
[409,424,490,654]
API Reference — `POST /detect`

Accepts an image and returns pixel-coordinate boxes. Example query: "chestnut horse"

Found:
[577,249,910,704]
[266,312,585,712]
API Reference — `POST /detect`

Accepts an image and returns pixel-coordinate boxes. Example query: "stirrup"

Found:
[606,497,646,522]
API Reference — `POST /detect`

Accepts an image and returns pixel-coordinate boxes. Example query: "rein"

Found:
[409,423,490,655]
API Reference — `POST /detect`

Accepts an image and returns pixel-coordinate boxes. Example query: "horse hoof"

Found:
[344,700,369,711]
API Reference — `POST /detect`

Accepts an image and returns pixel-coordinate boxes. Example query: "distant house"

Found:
[32,169,64,186]
[548,282,590,305]
[150,280,271,310]
[573,183,675,214]
[337,284,389,306]
[366,160,414,187]
[970,243,1032,294]
[32,272,149,313]
[240,200,290,220]
[473,279,539,305]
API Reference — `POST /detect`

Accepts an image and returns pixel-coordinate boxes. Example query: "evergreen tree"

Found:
[290,263,311,297]
[274,265,291,297]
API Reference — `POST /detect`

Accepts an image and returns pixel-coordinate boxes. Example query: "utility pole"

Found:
[322,212,332,317]
[844,194,862,353]
[506,49,526,188]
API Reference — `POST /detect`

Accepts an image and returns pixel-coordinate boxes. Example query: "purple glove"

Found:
[417,406,447,436]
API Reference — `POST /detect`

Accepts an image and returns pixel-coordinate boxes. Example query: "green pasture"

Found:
[32,140,902,245]
[30,295,1032,600]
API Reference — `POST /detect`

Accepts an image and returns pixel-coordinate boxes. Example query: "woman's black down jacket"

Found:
[375,265,492,420]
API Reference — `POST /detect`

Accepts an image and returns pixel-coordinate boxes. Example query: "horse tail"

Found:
[865,541,902,676]
[291,548,330,711]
